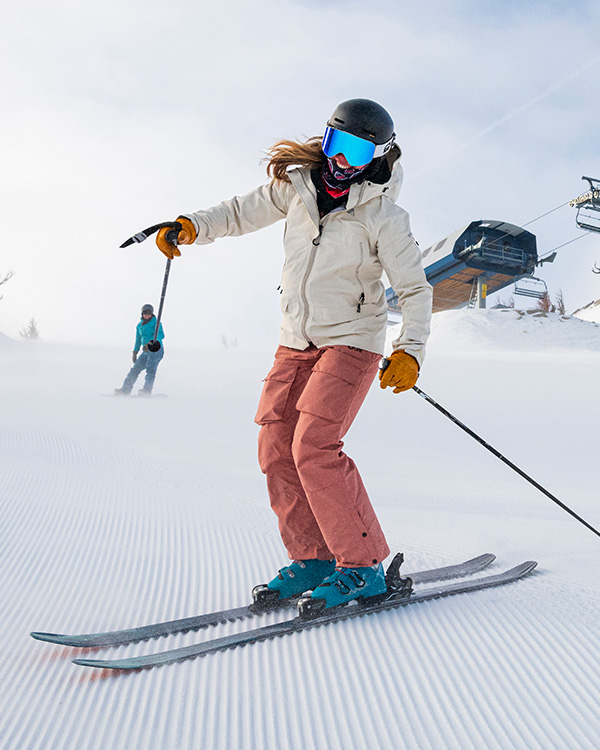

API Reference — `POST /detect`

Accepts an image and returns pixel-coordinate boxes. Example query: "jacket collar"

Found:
[288,169,321,227]
[288,145,403,226]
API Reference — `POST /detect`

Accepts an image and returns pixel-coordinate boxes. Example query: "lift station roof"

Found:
[415,220,537,312]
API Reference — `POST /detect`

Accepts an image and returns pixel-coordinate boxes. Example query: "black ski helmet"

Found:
[141,304,154,315]
[327,98,395,145]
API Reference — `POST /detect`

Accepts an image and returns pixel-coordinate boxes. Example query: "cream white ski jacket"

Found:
[183,148,432,364]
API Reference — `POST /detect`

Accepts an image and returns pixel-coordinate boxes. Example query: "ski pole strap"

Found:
[120,221,182,248]
[411,385,600,539]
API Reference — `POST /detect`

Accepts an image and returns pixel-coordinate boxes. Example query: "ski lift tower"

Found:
[386,220,538,313]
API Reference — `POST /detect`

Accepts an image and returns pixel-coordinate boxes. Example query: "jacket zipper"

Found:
[356,241,366,312]
[300,223,323,341]
[347,183,368,314]
[294,175,370,340]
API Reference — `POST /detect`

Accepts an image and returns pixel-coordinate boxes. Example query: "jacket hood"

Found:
[357,144,403,205]
[337,144,402,213]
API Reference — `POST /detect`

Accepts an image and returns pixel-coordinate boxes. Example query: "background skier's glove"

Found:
[156,217,197,259]
[132,351,138,363]
[379,350,419,393]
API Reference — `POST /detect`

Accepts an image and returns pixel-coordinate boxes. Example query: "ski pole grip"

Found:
[120,221,183,248]
[380,357,420,393]
[164,225,181,246]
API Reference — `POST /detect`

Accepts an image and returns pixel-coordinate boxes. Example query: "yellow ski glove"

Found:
[156,217,197,259]
[379,350,419,393]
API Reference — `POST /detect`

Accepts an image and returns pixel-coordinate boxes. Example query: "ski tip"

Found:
[72,658,112,669]
[72,657,142,671]
[72,658,104,668]
[514,560,538,576]
[30,632,66,644]
[472,553,496,565]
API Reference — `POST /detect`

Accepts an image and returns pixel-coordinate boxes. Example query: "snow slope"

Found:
[572,298,600,324]
[1,310,599,750]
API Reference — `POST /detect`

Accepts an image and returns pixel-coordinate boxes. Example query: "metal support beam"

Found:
[477,276,487,308]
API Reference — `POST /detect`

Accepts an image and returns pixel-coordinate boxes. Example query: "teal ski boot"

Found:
[297,563,388,618]
[251,558,335,611]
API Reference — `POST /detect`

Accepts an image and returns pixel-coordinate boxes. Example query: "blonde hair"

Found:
[263,136,325,182]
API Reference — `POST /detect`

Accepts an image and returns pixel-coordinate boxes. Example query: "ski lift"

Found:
[570,176,600,233]
[514,276,548,299]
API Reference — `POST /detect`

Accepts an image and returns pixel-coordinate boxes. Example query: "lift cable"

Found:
[549,234,588,252]
[521,201,572,228]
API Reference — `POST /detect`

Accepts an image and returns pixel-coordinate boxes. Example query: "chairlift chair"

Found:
[576,209,600,233]
[513,276,548,299]
[571,176,600,233]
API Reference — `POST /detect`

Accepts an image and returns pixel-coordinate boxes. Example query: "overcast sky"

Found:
[1,0,599,349]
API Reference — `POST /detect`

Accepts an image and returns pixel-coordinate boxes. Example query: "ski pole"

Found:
[146,258,171,352]
[379,359,600,539]
[120,222,182,353]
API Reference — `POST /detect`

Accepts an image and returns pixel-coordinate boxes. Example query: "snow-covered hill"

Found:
[426,307,600,351]
[1,311,599,750]
[572,297,600,324]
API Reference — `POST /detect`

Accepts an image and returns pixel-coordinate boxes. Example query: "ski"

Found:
[71,560,537,671]
[30,553,495,648]
[101,393,168,399]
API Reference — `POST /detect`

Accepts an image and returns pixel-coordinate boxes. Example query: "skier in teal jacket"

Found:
[115,304,165,396]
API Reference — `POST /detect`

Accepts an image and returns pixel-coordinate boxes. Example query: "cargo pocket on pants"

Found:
[254,361,298,424]
[296,357,363,423]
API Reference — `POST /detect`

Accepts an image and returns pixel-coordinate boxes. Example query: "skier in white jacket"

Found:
[154,99,432,615]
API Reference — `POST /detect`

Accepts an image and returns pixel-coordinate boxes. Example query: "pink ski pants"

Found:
[255,344,390,567]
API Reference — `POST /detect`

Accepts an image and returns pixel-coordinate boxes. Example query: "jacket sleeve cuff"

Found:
[391,343,424,369]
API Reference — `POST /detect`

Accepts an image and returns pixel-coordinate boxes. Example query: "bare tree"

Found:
[536,293,553,313]
[20,317,40,340]
[493,295,515,309]
[0,270,15,302]
[220,334,238,349]
[537,290,567,315]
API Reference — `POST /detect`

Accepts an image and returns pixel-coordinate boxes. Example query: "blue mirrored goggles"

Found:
[322,126,394,167]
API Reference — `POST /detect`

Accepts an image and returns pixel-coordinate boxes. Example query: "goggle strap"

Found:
[373,135,396,158]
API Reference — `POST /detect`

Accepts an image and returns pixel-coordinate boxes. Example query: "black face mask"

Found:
[321,157,370,193]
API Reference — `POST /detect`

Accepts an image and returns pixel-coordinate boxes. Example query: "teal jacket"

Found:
[134,316,164,352]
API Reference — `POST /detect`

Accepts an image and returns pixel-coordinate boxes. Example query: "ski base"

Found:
[71,560,537,671]
[30,553,495,648]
